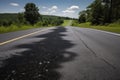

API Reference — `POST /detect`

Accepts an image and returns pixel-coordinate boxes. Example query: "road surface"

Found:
[0,26,120,80]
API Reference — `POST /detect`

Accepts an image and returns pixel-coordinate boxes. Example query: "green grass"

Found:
[72,21,120,34]
[61,20,72,26]
[0,20,70,34]
[0,25,43,33]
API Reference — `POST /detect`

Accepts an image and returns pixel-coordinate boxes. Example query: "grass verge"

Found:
[61,20,72,26]
[0,25,44,34]
[0,20,72,34]
[72,21,120,34]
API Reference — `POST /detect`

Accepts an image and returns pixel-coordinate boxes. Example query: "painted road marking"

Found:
[0,28,53,46]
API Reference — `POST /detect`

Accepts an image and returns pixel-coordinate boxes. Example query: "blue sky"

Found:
[0,0,94,18]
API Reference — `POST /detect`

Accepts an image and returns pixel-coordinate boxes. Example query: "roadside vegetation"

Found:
[72,0,120,33]
[61,20,73,26]
[0,3,72,33]
[0,25,34,33]
[72,21,120,33]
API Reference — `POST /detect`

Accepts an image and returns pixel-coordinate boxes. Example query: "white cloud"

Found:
[62,10,75,13]
[42,6,47,9]
[10,3,19,7]
[62,5,79,13]
[46,5,58,14]
[41,5,58,15]
[68,5,79,10]
[48,5,58,11]
[42,11,49,14]
[50,10,56,14]
[42,10,56,15]
[52,6,58,9]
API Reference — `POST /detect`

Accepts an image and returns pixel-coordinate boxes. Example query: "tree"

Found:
[102,0,112,23]
[91,0,104,25]
[102,2,110,23]
[78,11,86,23]
[17,13,26,24]
[101,0,120,22]
[111,0,120,22]
[24,3,40,25]
[79,0,120,25]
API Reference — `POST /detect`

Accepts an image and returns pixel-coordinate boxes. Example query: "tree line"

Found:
[79,0,120,25]
[0,3,71,27]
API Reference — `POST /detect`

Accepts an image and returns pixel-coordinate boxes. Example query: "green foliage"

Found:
[61,20,72,26]
[17,13,26,24]
[50,18,63,26]
[0,13,17,21]
[35,21,49,27]
[0,13,68,27]
[40,16,64,26]
[78,11,86,23]
[0,13,71,33]
[0,20,13,27]
[0,13,17,27]
[79,0,120,25]
[91,0,104,25]
[0,4,73,33]
[24,3,40,25]
[0,25,34,33]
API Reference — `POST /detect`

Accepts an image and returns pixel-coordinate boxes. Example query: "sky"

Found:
[0,0,94,18]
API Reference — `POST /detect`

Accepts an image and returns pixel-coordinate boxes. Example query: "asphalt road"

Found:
[0,26,120,80]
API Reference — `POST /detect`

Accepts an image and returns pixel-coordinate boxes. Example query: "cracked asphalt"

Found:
[0,26,120,80]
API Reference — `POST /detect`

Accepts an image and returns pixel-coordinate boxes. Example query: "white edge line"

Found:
[86,28,120,37]
[74,26,120,37]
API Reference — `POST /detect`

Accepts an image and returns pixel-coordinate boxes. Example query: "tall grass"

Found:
[72,21,120,34]
[0,25,39,33]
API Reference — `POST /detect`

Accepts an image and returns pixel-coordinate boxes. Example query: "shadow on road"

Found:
[0,27,77,80]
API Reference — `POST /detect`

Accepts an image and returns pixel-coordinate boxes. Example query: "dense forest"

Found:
[79,0,120,25]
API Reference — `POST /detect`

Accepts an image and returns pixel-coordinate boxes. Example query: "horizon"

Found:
[0,0,94,18]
